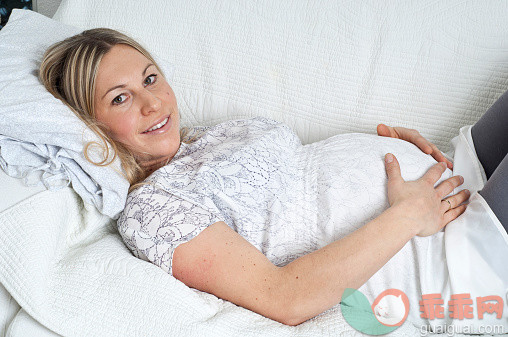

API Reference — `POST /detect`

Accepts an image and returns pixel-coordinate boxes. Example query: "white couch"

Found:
[2,0,508,336]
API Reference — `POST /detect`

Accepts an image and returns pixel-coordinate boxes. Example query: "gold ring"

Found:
[443,199,452,211]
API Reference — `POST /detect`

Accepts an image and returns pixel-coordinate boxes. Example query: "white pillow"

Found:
[0,9,173,218]
[0,167,45,213]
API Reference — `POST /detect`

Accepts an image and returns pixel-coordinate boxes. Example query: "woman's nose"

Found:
[140,91,162,116]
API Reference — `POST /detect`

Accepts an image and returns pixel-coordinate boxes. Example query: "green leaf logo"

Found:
[341,288,410,335]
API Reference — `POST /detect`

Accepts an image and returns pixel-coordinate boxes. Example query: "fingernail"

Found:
[460,176,464,183]
[386,154,393,163]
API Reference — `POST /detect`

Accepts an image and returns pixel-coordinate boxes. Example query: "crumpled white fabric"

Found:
[424,125,508,333]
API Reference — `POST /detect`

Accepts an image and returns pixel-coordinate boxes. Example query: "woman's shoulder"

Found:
[233,116,288,129]
[180,116,294,145]
[183,116,288,135]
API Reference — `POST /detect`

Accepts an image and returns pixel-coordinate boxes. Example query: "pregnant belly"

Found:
[300,133,454,244]
[261,132,453,269]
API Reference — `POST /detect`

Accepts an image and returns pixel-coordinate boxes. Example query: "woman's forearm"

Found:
[277,204,417,326]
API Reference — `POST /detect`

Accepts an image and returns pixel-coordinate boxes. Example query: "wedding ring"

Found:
[443,199,452,211]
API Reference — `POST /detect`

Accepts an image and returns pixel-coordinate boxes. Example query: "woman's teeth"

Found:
[144,117,169,133]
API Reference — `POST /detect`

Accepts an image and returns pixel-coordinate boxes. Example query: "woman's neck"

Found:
[138,141,184,176]
[139,155,172,176]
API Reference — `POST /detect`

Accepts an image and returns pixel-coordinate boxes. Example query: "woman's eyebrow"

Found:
[143,63,154,76]
[101,63,155,100]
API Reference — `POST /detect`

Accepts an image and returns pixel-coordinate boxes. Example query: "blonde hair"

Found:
[39,28,190,187]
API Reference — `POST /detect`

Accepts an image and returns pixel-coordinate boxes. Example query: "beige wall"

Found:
[34,0,62,18]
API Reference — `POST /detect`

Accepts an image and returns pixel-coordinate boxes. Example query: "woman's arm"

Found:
[172,154,469,326]
[174,205,415,326]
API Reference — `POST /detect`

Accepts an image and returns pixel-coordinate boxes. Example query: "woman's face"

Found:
[94,44,180,168]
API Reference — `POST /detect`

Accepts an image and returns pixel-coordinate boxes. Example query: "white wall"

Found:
[34,0,62,18]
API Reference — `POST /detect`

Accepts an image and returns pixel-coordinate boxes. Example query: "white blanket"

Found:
[1,125,506,336]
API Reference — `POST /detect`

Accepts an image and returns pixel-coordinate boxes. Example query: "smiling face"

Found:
[94,44,181,170]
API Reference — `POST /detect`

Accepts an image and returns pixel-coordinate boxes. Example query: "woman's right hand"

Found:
[384,153,470,237]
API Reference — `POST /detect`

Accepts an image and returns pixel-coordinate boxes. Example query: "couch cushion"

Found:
[53,0,508,153]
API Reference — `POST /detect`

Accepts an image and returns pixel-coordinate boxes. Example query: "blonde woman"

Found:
[39,28,507,327]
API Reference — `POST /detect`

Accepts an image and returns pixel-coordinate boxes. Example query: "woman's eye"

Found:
[144,74,157,86]
[112,94,127,105]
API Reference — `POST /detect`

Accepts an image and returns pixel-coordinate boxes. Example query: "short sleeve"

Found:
[117,183,224,275]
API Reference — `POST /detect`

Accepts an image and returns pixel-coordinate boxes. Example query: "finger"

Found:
[408,132,453,170]
[422,161,447,185]
[441,198,452,213]
[414,136,433,154]
[436,175,464,199]
[443,204,468,225]
[377,124,388,136]
[441,189,470,212]
[429,143,454,169]
[402,129,431,153]
[450,189,471,207]
[377,124,398,138]
[384,153,403,184]
[435,156,454,170]
[395,128,430,153]
[399,129,427,151]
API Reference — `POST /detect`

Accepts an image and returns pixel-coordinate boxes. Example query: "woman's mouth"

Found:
[142,116,170,134]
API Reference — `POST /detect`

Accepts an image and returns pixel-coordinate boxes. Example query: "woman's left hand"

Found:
[377,124,454,170]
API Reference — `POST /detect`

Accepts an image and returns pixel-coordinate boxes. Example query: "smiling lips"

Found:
[142,116,170,134]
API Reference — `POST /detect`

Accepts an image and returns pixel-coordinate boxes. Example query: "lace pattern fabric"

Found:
[118,117,304,273]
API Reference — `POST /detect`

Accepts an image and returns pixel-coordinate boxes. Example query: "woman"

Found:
[39,28,507,327]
